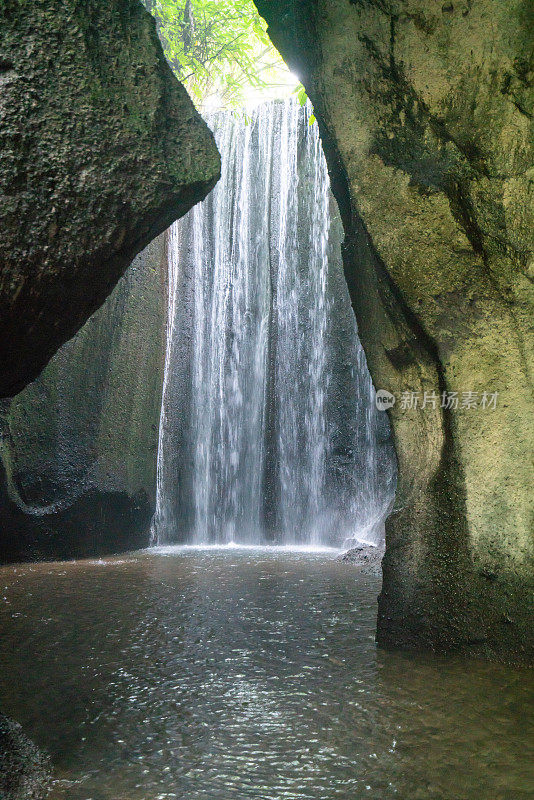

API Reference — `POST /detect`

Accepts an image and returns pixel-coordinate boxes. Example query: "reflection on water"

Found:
[0,550,532,800]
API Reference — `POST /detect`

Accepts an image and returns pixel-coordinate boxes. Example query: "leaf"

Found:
[294,84,308,107]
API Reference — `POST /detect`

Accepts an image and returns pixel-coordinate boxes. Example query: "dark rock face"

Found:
[0,713,50,800]
[0,0,220,398]
[0,235,167,564]
[255,0,533,662]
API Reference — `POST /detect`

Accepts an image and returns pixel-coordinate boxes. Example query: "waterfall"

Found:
[152,99,395,548]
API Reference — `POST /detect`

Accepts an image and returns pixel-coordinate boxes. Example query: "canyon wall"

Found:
[0,0,220,397]
[255,0,533,661]
[0,235,166,563]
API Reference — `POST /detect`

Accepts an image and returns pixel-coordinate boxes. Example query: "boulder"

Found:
[0,0,220,397]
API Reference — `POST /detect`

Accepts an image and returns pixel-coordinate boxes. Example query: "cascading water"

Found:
[152,99,395,548]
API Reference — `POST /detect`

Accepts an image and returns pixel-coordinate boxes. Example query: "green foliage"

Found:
[295,84,308,107]
[144,0,293,109]
[294,84,315,125]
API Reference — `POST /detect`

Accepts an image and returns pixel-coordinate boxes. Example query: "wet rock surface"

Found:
[255,0,533,662]
[0,713,50,800]
[0,0,220,397]
[339,544,385,576]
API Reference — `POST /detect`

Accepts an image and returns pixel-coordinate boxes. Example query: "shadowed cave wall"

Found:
[0,235,167,564]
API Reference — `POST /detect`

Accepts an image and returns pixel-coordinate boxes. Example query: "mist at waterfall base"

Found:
[152,100,395,550]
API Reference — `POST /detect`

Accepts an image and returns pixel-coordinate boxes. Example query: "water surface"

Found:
[0,549,532,799]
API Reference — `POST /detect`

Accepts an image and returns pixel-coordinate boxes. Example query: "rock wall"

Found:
[255,0,533,661]
[0,0,220,397]
[0,235,167,564]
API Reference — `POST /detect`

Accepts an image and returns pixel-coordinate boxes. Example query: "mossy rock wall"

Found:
[255,0,533,662]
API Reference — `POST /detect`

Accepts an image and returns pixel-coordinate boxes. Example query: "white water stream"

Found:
[152,100,395,547]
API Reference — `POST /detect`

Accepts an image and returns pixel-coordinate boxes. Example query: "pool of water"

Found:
[0,549,532,799]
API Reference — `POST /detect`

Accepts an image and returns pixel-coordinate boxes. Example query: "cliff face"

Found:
[0,235,167,563]
[0,0,220,397]
[255,0,533,661]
